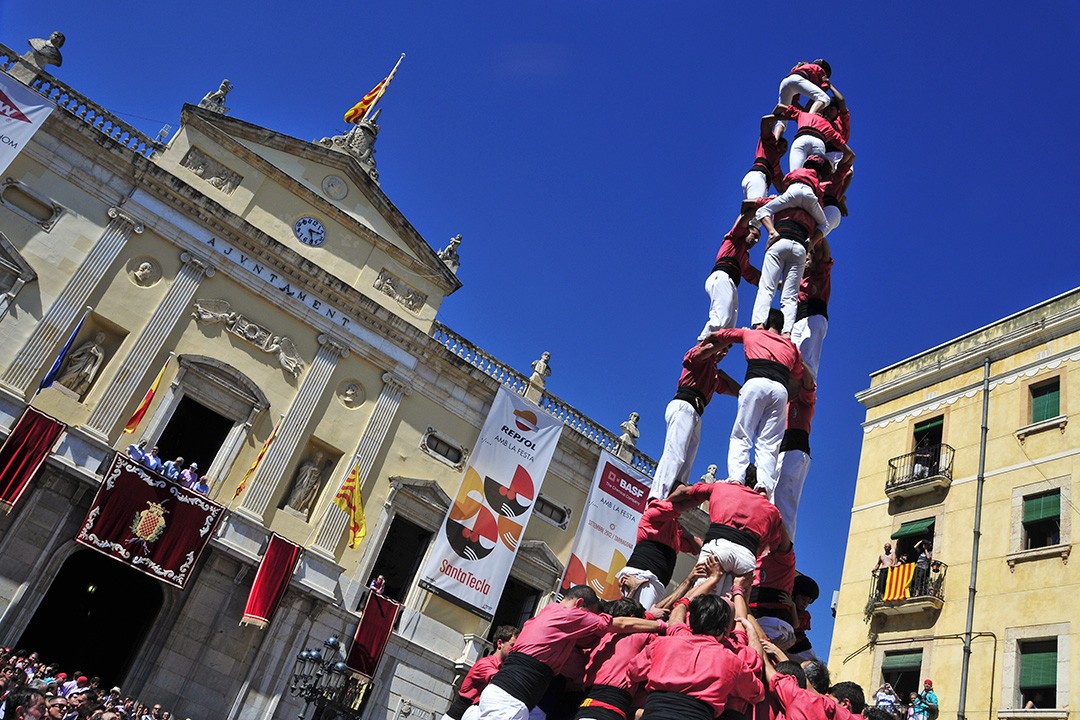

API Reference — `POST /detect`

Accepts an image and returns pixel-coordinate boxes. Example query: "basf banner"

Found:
[0,74,54,175]
[419,387,562,619]
[560,451,650,601]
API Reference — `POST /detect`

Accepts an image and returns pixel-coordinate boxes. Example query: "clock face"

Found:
[294,216,326,247]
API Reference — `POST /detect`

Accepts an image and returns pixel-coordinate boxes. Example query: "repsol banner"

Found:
[559,451,650,601]
[0,73,54,175]
[419,387,562,619]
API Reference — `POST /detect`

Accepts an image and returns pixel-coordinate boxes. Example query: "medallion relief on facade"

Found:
[180,147,243,194]
[373,269,426,314]
[191,298,306,378]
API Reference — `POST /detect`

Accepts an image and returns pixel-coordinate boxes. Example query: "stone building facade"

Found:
[0,39,670,720]
[829,289,1079,719]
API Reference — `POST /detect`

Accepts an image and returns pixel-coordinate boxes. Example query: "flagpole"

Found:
[226,413,285,511]
[35,305,93,397]
[360,53,405,124]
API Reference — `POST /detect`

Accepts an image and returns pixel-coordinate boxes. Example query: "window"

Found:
[912,416,944,478]
[891,518,934,563]
[881,649,923,700]
[533,495,571,530]
[1023,491,1061,550]
[1019,639,1057,708]
[1031,379,1061,424]
[364,515,433,605]
[420,427,467,468]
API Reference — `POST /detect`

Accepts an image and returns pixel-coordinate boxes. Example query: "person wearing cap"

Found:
[161,456,184,481]
[913,680,938,720]
[179,463,199,489]
[58,675,88,698]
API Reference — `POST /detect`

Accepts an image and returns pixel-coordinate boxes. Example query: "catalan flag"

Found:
[123,355,171,434]
[343,54,405,124]
[882,562,915,601]
[234,419,280,499]
[332,460,367,548]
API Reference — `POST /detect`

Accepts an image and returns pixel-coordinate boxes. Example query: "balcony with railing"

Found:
[885,443,954,499]
[866,560,948,620]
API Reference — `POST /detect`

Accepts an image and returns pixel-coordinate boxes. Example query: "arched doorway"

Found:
[17,549,163,686]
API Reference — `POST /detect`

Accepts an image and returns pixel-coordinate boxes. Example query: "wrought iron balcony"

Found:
[885,443,954,498]
[866,561,947,620]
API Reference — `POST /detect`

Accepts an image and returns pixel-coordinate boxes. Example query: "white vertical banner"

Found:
[419,387,562,619]
[0,74,55,175]
[559,451,650,602]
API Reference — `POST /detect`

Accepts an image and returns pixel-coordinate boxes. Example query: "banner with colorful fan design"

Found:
[419,387,562,619]
[559,451,650,601]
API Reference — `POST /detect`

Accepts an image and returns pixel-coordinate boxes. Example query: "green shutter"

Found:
[1020,651,1057,688]
[1024,492,1061,524]
[1031,383,1061,423]
[881,650,923,671]
[891,518,935,539]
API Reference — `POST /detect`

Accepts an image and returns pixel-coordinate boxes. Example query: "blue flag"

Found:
[37,308,91,394]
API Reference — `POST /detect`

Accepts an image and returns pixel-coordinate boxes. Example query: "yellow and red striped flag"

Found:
[122,355,171,434]
[343,54,405,124]
[332,460,367,548]
[234,419,280,499]
[882,562,915,601]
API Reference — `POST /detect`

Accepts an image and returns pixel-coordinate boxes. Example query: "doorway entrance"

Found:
[488,577,540,640]
[363,516,433,606]
[156,395,233,471]
[17,549,164,686]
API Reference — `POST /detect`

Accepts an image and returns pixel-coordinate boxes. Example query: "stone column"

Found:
[85,252,215,436]
[311,372,410,554]
[238,334,349,518]
[0,207,144,393]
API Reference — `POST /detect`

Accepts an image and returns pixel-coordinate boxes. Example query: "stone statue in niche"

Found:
[133,261,156,286]
[24,31,65,71]
[199,79,233,115]
[700,464,718,483]
[286,452,328,514]
[617,412,641,451]
[530,351,552,387]
[56,332,107,397]
[438,235,462,273]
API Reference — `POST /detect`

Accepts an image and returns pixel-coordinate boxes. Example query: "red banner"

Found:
[241,533,302,629]
[345,592,400,675]
[76,454,225,588]
[0,407,65,512]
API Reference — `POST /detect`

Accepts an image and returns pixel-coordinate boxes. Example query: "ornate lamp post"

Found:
[289,636,365,720]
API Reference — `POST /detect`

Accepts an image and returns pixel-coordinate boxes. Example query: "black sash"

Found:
[576,685,633,720]
[750,586,788,606]
[490,652,556,709]
[625,540,678,586]
[775,218,810,244]
[749,161,774,185]
[704,522,760,557]
[642,691,715,720]
[794,127,827,144]
[446,694,472,720]
[779,429,810,456]
[744,359,789,387]
[711,257,742,286]
[795,298,828,321]
[673,387,707,416]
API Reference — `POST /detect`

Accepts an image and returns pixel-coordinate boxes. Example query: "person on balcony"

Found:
[912,680,938,720]
[873,543,897,599]
[912,438,934,479]
[909,540,933,597]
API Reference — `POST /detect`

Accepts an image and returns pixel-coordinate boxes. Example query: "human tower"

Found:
[444,60,862,720]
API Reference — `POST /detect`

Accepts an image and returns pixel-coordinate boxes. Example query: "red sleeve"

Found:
[646,500,678,522]
[784,106,800,121]
[741,258,761,286]
[771,674,800,710]
[683,483,712,501]
[709,328,746,345]
[819,120,845,146]
[684,345,708,370]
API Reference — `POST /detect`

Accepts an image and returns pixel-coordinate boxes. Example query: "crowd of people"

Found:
[0,649,177,720]
[124,440,211,496]
[872,680,939,720]
[438,60,938,720]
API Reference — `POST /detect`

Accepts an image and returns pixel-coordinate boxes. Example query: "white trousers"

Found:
[753,183,829,234]
[774,75,831,135]
[788,134,827,172]
[791,314,828,379]
[478,684,529,720]
[727,377,788,491]
[649,399,701,500]
[616,566,666,609]
[742,169,769,200]
[695,538,757,596]
[751,239,806,333]
[823,205,842,236]
[699,270,738,340]
[775,448,811,540]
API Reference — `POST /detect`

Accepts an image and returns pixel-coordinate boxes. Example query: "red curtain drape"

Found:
[346,592,401,675]
[240,533,303,629]
[0,407,65,512]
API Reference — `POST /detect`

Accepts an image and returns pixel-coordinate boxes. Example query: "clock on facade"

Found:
[293,216,326,247]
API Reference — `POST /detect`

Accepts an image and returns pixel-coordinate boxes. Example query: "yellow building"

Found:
[830,289,1079,719]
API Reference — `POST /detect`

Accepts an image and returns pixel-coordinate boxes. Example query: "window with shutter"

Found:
[1030,380,1061,424]
[1019,639,1057,708]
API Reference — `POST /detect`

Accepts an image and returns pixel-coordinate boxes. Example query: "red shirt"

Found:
[786,386,816,435]
[684,482,784,555]
[752,132,786,189]
[637,499,698,552]
[583,632,654,689]
[459,654,502,703]
[783,107,846,148]
[707,328,804,385]
[676,344,740,406]
[626,623,763,716]
[772,674,846,720]
[799,258,832,305]
[789,63,831,92]
[834,108,850,142]
[714,218,762,286]
[783,168,824,203]
[754,547,796,595]
[513,603,613,674]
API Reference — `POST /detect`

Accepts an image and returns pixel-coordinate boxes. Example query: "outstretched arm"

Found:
[669,556,722,625]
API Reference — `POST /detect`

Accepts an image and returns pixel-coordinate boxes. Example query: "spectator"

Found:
[160,457,183,481]
[873,543,897,598]
[913,680,937,720]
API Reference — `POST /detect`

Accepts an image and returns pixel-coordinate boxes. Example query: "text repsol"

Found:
[500,425,537,449]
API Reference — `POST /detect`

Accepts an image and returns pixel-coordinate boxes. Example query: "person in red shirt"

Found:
[699,209,762,341]
[574,598,654,720]
[616,492,703,610]
[772,60,833,141]
[703,311,805,495]
[749,530,798,651]
[444,625,520,720]
[627,561,765,720]
[786,575,819,663]
[743,115,789,200]
[478,586,663,720]
[776,102,855,173]
[648,341,740,500]
[791,236,832,381]
[772,382,816,540]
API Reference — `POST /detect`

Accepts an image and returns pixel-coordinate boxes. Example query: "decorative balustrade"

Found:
[0,43,160,158]
[866,561,948,621]
[432,322,658,476]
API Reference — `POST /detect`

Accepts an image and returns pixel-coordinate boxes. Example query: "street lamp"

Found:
[288,636,363,720]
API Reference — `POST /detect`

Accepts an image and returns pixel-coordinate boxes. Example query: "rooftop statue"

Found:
[24,31,65,71]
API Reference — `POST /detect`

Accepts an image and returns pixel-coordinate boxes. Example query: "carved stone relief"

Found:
[373,269,426,314]
[337,380,366,408]
[180,147,242,194]
[127,257,160,287]
[191,298,306,378]
[322,175,349,200]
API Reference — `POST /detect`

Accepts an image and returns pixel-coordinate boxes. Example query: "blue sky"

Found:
[4,2,1079,662]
